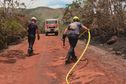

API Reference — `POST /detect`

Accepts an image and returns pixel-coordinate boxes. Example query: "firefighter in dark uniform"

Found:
[27,17,40,56]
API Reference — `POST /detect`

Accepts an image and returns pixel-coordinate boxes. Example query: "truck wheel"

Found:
[55,32,58,36]
[45,32,48,36]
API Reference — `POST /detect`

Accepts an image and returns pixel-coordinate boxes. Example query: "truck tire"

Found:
[45,32,48,36]
[55,32,58,36]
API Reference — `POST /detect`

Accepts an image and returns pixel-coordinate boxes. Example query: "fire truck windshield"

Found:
[46,21,57,24]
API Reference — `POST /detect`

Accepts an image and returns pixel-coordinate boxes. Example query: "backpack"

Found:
[69,23,78,30]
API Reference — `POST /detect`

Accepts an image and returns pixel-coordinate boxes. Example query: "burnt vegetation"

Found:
[0,0,28,50]
[63,0,126,57]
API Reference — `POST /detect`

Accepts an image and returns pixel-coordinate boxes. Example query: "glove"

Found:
[62,34,67,46]
[62,34,67,40]
[37,35,40,40]
[86,28,90,31]
[63,40,65,46]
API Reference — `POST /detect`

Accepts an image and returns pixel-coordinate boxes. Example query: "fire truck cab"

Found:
[45,19,59,36]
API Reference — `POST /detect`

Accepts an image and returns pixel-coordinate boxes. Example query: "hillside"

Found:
[25,7,64,21]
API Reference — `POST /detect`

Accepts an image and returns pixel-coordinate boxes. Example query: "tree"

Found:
[63,0,126,42]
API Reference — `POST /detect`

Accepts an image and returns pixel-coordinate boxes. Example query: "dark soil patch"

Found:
[91,36,126,59]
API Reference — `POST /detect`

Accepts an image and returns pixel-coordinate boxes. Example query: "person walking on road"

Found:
[27,17,40,56]
[63,16,88,64]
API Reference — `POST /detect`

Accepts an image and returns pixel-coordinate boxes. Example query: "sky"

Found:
[19,0,74,8]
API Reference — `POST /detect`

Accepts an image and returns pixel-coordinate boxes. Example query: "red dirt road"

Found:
[0,34,126,84]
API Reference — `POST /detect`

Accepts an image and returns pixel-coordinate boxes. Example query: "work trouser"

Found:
[67,34,79,61]
[28,35,35,53]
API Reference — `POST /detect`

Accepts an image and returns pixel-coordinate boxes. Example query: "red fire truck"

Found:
[45,19,59,36]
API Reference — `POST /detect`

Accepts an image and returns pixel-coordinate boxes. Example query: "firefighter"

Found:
[63,16,88,64]
[27,17,40,56]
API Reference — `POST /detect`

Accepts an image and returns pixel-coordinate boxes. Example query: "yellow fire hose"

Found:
[66,30,91,84]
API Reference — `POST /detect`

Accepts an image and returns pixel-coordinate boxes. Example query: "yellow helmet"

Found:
[73,16,79,21]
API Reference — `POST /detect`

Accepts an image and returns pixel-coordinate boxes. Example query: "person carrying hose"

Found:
[27,17,40,56]
[63,16,88,64]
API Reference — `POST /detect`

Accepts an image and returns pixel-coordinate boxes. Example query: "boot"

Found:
[72,56,78,62]
[65,60,71,65]
[65,55,72,65]
[28,48,33,56]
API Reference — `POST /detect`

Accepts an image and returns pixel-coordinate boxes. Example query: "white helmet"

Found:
[31,17,37,21]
